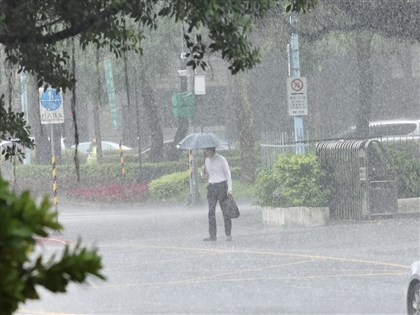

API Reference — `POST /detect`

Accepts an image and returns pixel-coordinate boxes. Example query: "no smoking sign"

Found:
[286,77,308,116]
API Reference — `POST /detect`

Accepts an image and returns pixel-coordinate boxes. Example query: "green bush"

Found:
[255,153,329,208]
[149,171,190,201]
[196,177,255,202]
[150,169,251,204]
[383,143,420,198]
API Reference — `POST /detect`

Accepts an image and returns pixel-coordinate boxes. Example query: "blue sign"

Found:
[40,88,62,111]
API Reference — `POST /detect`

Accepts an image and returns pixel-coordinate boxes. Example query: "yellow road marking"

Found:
[106,252,218,271]
[20,244,409,314]
[203,258,316,280]
[106,244,410,269]
[17,309,81,315]
[17,269,407,314]
[94,244,409,289]
[95,271,406,288]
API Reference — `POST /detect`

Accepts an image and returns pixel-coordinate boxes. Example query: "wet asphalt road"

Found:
[19,200,419,314]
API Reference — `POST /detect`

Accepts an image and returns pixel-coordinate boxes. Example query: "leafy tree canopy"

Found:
[0,96,34,160]
[0,0,316,91]
[1,2,324,314]
[296,0,420,41]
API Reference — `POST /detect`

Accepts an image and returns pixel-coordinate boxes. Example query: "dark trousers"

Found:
[207,181,231,238]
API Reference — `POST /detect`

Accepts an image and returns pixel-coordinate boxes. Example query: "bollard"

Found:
[119,141,126,175]
[52,154,58,211]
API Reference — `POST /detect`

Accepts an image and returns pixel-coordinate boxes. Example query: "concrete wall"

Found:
[398,197,420,214]
[261,197,419,227]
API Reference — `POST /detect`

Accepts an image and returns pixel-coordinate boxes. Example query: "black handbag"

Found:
[223,196,240,219]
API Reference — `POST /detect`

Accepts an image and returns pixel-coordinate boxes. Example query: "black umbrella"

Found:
[177,132,229,150]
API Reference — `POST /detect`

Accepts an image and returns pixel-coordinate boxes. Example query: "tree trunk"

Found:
[93,49,103,163]
[233,72,256,183]
[399,41,414,116]
[140,76,164,162]
[168,56,189,161]
[26,76,50,164]
[122,52,136,147]
[355,32,373,138]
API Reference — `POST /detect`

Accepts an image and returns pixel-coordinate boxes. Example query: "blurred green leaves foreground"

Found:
[0,95,34,161]
[0,176,105,315]
[1,96,105,315]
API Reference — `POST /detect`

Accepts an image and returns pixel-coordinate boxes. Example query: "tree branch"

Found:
[0,5,122,45]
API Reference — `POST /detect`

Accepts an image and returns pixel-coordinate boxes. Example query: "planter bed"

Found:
[262,206,330,227]
[64,183,148,202]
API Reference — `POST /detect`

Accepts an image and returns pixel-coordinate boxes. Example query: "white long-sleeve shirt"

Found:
[203,153,232,193]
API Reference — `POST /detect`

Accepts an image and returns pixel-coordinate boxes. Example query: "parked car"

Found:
[407,261,420,315]
[0,140,14,149]
[136,140,175,157]
[0,137,35,157]
[336,119,420,141]
[71,141,132,154]
[2,137,67,150]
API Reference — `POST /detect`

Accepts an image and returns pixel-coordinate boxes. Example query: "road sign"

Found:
[194,75,206,95]
[287,77,308,116]
[39,88,64,124]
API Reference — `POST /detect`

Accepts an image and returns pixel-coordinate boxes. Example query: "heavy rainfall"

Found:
[0,1,419,314]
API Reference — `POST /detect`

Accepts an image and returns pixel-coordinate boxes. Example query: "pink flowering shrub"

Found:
[64,183,148,202]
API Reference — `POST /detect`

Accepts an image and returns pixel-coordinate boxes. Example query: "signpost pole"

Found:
[289,14,305,154]
[50,125,55,158]
[188,70,199,206]
[180,22,199,206]
[39,88,63,215]
[50,124,58,213]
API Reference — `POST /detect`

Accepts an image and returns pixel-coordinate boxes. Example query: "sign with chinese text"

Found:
[287,77,308,116]
[39,88,64,124]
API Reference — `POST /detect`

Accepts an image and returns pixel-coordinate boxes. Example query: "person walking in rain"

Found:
[201,147,233,242]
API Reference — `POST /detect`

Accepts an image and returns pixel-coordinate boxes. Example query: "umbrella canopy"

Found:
[177,132,229,150]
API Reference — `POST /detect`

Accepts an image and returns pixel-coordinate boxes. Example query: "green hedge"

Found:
[10,149,245,202]
[13,160,188,194]
[61,150,149,165]
[383,142,420,198]
[255,153,329,208]
[148,166,243,203]
[149,171,190,202]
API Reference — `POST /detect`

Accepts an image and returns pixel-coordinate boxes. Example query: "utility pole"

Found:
[288,14,305,154]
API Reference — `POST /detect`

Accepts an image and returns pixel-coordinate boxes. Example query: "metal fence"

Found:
[258,129,419,167]
[259,130,313,167]
[316,140,398,220]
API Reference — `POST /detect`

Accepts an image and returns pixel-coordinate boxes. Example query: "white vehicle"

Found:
[407,261,420,315]
[338,119,420,141]
[137,140,175,156]
[71,141,132,154]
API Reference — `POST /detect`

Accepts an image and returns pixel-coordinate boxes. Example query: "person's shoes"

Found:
[226,236,232,242]
[203,236,217,241]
